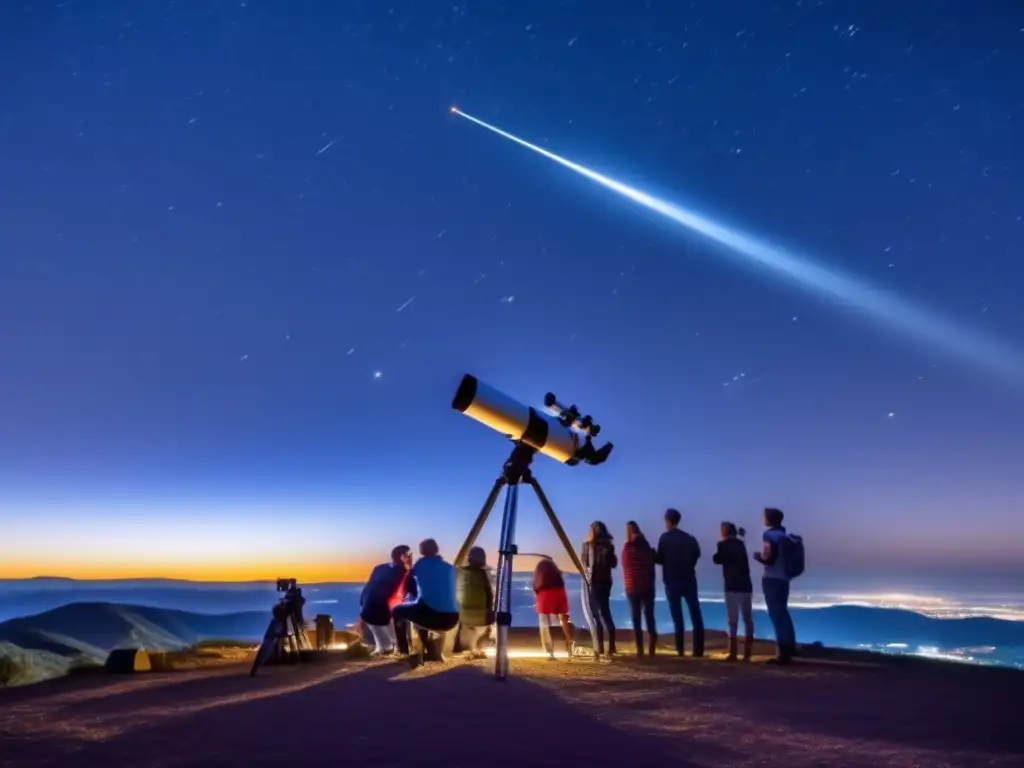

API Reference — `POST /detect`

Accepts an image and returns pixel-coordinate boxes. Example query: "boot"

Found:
[725,636,738,662]
[648,633,658,657]
[767,643,793,665]
[608,636,617,656]
[743,635,753,662]
[635,629,644,658]
[422,636,440,663]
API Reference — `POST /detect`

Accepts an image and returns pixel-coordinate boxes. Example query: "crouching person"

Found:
[392,539,459,668]
[456,546,495,659]
[359,544,414,657]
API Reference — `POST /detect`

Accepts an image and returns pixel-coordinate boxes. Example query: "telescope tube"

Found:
[451,375,579,464]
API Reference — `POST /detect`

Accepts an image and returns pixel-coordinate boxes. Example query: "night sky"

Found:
[2,1,1022,583]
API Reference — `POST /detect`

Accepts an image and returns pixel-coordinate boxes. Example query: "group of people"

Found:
[356,538,494,668]
[356,506,801,667]
[578,506,800,664]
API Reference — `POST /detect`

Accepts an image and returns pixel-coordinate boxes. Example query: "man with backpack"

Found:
[753,507,803,665]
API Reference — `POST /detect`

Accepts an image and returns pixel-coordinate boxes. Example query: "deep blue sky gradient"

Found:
[1,1,1022,579]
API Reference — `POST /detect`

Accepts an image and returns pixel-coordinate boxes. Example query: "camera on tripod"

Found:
[251,578,310,677]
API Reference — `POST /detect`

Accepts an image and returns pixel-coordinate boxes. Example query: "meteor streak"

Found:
[450,107,1024,387]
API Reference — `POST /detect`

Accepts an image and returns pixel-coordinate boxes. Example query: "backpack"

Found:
[780,534,805,579]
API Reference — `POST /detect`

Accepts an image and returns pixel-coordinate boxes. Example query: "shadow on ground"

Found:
[0,659,694,768]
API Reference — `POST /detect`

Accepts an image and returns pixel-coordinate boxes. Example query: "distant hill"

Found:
[0,602,269,661]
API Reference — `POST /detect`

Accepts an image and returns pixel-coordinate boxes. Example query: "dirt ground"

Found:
[0,630,1020,768]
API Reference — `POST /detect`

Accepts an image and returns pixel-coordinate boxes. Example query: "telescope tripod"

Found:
[454,442,598,680]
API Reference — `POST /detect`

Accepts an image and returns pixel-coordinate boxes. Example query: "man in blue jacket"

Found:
[392,538,459,667]
[655,508,705,657]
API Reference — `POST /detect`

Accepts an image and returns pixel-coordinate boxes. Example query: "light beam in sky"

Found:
[451,108,1024,387]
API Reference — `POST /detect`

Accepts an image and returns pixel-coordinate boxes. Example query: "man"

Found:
[753,507,797,664]
[392,539,459,667]
[358,545,414,656]
[655,508,705,657]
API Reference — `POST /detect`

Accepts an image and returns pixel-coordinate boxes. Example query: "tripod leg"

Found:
[493,482,520,681]
[250,618,279,677]
[527,477,599,659]
[454,478,506,568]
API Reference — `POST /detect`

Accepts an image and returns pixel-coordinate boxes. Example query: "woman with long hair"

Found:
[621,520,658,657]
[581,520,618,658]
[533,556,575,659]
[712,522,754,661]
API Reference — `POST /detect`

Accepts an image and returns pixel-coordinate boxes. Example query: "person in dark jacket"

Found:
[533,557,574,659]
[655,508,705,657]
[359,544,414,656]
[712,522,754,661]
[581,521,617,658]
[621,521,658,658]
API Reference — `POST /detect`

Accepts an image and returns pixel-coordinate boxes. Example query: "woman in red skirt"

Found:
[533,556,575,659]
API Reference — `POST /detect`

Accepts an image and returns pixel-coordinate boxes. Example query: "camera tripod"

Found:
[453,441,599,680]
[249,594,311,678]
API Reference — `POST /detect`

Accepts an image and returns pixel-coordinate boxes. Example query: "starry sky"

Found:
[2,1,1022,584]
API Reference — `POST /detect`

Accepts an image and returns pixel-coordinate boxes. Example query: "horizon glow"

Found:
[452,108,1024,387]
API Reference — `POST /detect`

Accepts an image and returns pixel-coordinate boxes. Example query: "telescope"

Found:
[450,374,613,681]
[451,374,613,466]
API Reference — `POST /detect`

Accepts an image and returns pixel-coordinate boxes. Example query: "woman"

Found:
[621,521,657,657]
[713,522,754,661]
[581,521,617,658]
[533,556,575,659]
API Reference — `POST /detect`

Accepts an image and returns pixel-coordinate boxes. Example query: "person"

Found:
[358,545,414,657]
[655,508,705,657]
[753,507,797,664]
[581,521,617,658]
[712,522,754,662]
[533,556,575,660]
[621,520,657,658]
[392,539,459,667]
[456,546,494,659]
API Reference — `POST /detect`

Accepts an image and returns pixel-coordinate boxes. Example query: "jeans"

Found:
[762,577,796,650]
[724,592,754,639]
[392,601,460,658]
[589,580,617,653]
[627,590,657,655]
[665,583,705,656]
